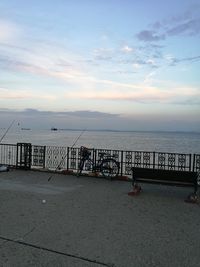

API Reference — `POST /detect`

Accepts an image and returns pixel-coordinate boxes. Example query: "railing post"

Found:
[67,147,69,170]
[43,146,46,169]
[153,151,155,169]
[189,154,192,171]
[120,150,123,176]
[193,154,196,172]
[93,148,97,166]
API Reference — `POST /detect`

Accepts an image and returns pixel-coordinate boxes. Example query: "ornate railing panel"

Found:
[0,143,17,166]
[155,152,191,171]
[45,146,68,169]
[68,147,79,170]
[123,151,155,175]
[32,145,46,168]
[193,154,200,172]
[124,151,132,175]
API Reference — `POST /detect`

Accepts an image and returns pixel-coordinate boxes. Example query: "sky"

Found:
[0,0,200,131]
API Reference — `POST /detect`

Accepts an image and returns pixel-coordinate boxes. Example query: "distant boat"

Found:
[21,128,31,130]
[51,127,58,131]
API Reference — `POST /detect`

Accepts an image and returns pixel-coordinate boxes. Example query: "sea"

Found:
[0,128,200,154]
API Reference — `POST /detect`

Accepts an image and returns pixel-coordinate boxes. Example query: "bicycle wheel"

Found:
[100,158,119,179]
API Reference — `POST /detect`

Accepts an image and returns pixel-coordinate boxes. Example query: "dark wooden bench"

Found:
[129,167,199,202]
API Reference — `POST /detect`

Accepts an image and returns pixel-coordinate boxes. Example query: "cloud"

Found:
[179,55,200,63]
[136,6,200,42]
[0,19,20,42]
[136,30,165,42]
[64,83,200,105]
[0,87,34,99]
[168,55,200,66]
[93,48,113,61]
[0,87,56,100]
[115,70,137,74]
[0,15,199,112]
[134,7,200,69]
[143,71,156,84]
[3,51,195,106]
[0,46,91,86]
[167,18,200,36]
[1,41,199,106]
[121,45,134,53]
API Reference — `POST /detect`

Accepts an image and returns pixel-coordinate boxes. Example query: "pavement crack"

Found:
[21,226,36,239]
[0,224,40,248]
[0,236,115,267]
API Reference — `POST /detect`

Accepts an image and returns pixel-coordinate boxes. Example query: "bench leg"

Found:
[185,182,198,203]
[128,184,142,196]
[194,179,198,195]
[185,193,198,204]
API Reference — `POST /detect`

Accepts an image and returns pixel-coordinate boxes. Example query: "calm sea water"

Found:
[0,128,199,154]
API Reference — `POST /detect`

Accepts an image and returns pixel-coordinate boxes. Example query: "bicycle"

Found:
[77,146,120,179]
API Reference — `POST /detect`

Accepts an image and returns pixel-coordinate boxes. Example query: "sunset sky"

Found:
[0,0,200,131]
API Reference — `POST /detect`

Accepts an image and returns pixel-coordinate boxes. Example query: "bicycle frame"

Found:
[78,146,120,178]
[83,153,104,172]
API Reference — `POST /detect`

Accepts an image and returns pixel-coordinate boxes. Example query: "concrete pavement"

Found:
[0,169,200,267]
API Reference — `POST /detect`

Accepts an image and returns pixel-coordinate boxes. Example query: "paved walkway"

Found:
[0,169,200,267]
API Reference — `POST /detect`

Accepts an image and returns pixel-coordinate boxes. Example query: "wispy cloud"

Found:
[168,55,200,66]
[167,18,200,36]
[137,5,200,42]
[0,87,56,100]
[93,48,114,61]
[0,19,20,42]
[135,10,200,69]
[121,45,134,53]
[1,45,199,106]
[0,11,199,116]
[137,30,165,42]
[64,83,200,105]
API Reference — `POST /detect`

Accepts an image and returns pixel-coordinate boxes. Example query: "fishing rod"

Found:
[48,128,86,181]
[0,120,15,143]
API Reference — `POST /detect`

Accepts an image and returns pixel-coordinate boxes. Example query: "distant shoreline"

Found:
[53,128,200,134]
[0,128,199,134]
